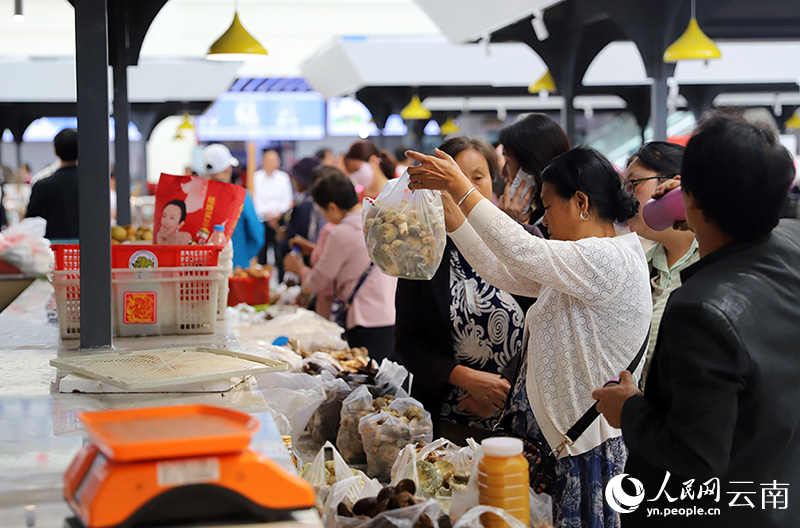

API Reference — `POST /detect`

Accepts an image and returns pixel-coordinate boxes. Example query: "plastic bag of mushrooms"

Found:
[362,174,446,281]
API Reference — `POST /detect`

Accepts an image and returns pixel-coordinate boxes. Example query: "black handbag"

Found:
[330,263,374,331]
[494,331,650,494]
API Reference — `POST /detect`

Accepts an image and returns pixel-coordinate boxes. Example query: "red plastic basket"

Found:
[227,276,271,306]
[52,244,221,271]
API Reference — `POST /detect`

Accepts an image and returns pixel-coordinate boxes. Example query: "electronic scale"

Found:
[62,404,315,528]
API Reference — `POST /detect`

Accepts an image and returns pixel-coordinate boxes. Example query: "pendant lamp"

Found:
[175,114,195,139]
[528,70,556,94]
[785,111,800,130]
[401,94,431,120]
[440,117,461,136]
[663,0,721,63]
[207,2,267,61]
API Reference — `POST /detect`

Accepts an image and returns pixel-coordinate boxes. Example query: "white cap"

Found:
[202,144,239,176]
[481,437,523,457]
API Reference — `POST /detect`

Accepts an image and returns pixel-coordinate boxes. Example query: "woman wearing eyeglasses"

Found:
[623,142,698,389]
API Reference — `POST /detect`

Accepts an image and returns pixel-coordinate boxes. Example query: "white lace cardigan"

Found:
[449,199,652,457]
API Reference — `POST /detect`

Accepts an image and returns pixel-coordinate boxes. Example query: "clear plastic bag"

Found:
[337,385,374,464]
[256,371,327,440]
[453,500,553,528]
[257,309,349,351]
[329,493,444,528]
[309,372,352,446]
[300,441,364,511]
[390,444,420,488]
[359,397,433,480]
[375,358,410,392]
[363,171,446,280]
[452,506,527,528]
[389,438,471,513]
[1,217,53,275]
[449,439,481,522]
[322,474,383,528]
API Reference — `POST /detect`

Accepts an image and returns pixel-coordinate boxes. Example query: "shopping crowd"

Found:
[290,110,799,528]
[15,109,800,528]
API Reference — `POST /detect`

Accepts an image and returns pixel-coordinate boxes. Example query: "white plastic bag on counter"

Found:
[359,397,433,480]
[337,385,374,464]
[322,474,383,528]
[257,309,348,351]
[450,439,481,522]
[300,441,365,511]
[390,439,471,504]
[454,499,553,528]
[256,371,326,439]
[452,506,527,528]
[363,171,445,280]
[308,372,352,446]
[390,444,421,488]
[329,494,444,528]
[375,358,410,393]
[0,217,53,275]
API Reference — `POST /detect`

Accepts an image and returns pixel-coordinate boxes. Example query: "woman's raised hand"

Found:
[498,180,534,223]
[405,149,473,199]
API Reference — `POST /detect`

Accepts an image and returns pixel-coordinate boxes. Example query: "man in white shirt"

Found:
[252,149,293,266]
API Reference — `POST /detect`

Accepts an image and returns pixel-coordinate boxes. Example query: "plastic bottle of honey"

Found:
[478,437,530,528]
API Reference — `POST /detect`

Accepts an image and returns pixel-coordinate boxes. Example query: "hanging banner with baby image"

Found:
[153,173,246,245]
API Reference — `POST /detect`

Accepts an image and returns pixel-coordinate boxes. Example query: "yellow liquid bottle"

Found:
[478,438,530,528]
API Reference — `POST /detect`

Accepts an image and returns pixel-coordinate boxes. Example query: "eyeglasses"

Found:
[623,175,673,193]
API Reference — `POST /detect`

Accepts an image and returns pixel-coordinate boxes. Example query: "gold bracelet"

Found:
[457,186,478,207]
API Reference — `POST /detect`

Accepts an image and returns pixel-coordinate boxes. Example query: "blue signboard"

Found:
[196,92,326,141]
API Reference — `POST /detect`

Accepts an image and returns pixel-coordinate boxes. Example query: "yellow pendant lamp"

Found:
[400,95,431,120]
[663,0,721,62]
[785,110,800,130]
[174,113,195,139]
[440,117,461,136]
[206,4,267,61]
[528,70,556,94]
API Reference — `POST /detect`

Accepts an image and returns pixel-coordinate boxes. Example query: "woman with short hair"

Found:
[284,169,398,360]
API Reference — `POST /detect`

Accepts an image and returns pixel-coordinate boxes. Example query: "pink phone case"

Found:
[643,187,686,231]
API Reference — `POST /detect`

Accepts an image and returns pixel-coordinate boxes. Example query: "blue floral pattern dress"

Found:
[440,247,525,430]
[507,357,629,528]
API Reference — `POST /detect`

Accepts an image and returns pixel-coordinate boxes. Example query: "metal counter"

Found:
[0,279,318,528]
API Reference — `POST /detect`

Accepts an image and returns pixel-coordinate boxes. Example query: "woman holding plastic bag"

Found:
[394,137,529,445]
[407,147,651,528]
[284,170,398,361]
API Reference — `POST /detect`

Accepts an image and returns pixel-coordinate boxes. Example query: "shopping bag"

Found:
[362,170,445,280]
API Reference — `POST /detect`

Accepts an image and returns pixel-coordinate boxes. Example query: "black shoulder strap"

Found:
[564,330,650,444]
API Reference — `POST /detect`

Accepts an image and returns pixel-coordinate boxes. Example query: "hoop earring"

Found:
[580,211,589,221]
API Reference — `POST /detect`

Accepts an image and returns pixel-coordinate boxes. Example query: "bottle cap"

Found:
[214,224,224,232]
[481,437,523,457]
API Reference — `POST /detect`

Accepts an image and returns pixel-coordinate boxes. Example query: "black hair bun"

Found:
[613,189,640,223]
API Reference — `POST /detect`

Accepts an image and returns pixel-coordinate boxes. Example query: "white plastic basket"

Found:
[51,266,222,339]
